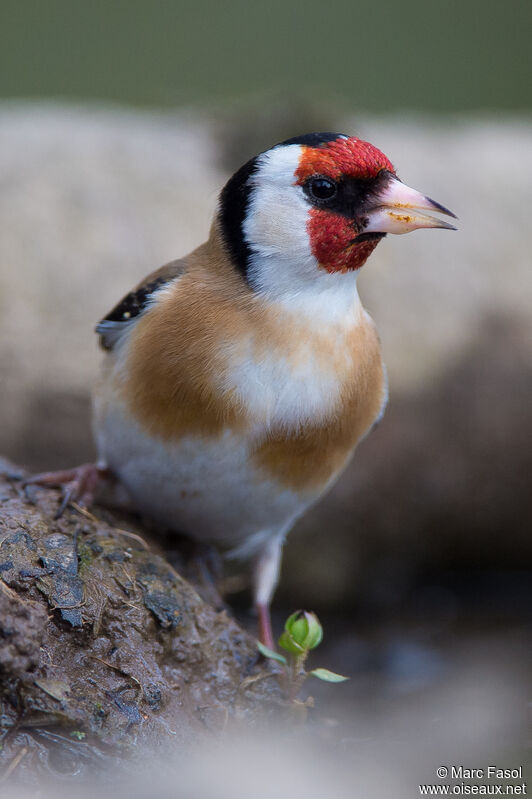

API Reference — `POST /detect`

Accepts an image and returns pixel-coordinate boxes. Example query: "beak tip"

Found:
[425,195,458,220]
[436,220,458,232]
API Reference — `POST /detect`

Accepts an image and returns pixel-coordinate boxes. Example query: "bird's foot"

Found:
[182,540,226,611]
[23,463,110,518]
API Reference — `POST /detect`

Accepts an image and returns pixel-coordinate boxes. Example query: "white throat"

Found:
[252,260,361,325]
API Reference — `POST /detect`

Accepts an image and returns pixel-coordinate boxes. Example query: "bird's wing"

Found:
[96,258,187,350]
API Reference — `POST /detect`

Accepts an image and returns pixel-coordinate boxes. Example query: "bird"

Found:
[26,132,456,647]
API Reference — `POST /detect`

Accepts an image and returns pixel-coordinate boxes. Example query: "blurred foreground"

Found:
[2,647,530,796]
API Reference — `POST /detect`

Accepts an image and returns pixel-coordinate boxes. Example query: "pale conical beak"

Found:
[364,176,457,235]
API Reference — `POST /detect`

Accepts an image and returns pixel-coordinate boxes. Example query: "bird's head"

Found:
[219,132,456,301]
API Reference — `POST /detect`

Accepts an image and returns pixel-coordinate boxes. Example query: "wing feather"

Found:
[96,258,187,350]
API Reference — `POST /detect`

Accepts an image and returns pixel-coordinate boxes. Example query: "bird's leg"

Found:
[253,534,284,649]
[256,602,275,651]
[23,463,110,517]
[189,542,226,611]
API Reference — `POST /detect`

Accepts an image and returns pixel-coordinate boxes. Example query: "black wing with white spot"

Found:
[96,259,186,350]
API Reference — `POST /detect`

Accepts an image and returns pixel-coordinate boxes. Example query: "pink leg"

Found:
[253,533,285,649]
[24,463,110,517]
[256,602,275,649]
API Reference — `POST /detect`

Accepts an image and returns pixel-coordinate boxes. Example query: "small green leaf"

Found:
[257,641,287,665]
[309,668,349,683]
[70,730,86,740]
[301,613,323,650]
[278,630,305,655]
[281,610,323,651]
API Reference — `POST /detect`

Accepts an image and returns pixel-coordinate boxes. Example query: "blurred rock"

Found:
[0,457,280,783]
[0,103,222,470]
[1,104,531,608]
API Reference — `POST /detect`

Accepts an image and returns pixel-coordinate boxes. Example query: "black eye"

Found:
[307,176,337,201]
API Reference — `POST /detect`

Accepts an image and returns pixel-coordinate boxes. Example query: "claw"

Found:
[23,463,109,516]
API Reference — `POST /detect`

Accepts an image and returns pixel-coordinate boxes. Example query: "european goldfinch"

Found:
[28,132,456,647]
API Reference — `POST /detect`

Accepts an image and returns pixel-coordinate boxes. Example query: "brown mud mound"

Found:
[0,459,281,784]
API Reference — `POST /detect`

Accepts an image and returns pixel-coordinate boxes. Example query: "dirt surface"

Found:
[0,458,281,785]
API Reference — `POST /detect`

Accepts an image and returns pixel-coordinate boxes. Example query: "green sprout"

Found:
[70,730,86,740]
[257,610,348,703]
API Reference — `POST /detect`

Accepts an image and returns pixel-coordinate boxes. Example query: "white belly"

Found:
[93,398,313,555]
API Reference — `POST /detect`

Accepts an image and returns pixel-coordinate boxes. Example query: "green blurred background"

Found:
[1,0,531,112]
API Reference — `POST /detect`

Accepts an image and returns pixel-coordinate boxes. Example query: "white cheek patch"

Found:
[241,144,361,325]
[244,146,311,255]
[243,146,320,295]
